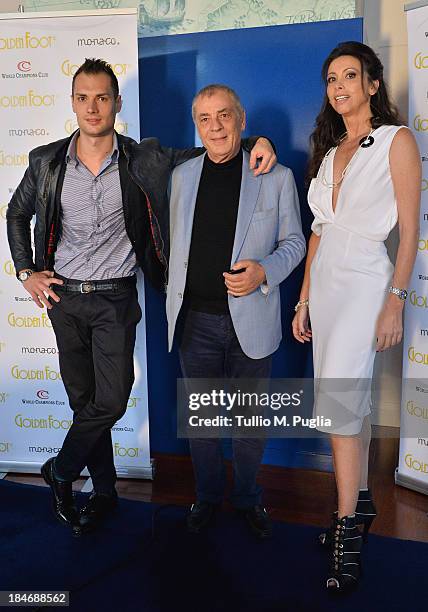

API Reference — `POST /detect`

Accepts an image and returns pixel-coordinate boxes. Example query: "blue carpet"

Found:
[0,479,425,612]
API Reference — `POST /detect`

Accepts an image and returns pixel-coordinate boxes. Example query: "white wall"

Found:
[362,0,409,118]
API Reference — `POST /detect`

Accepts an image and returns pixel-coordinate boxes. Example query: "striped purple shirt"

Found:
[54,131,138,280]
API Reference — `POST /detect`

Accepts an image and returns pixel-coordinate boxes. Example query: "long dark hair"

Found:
[307,41,402,180]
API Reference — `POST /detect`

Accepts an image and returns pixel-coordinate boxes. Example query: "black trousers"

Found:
[179,309,272,508]
[48,281,141,493]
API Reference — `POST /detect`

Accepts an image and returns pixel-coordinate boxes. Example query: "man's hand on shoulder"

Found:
[19,270,63,309]
[223,260,266,297]
[249,138,277,176]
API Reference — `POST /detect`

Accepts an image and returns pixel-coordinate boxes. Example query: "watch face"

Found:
[401,290,408,300]
[19,271,31,282]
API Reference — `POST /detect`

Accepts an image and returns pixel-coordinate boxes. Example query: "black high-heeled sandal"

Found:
[319,489,376,547]
[326,514,362,593]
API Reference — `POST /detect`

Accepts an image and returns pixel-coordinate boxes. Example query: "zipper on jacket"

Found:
[122,144,169,292]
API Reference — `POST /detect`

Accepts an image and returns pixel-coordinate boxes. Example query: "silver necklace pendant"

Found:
[320,129,375,188]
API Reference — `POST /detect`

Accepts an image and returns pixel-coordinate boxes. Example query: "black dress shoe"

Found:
[41,457,81,535]
[186,501,217,534]
[242,505,272,539]
[79,491,118,534]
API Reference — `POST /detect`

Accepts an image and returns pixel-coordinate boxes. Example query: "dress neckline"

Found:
[328,126,381,215]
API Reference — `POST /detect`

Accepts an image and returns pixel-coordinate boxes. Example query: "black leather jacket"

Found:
[6,132,204,290]
[7,132,259,290]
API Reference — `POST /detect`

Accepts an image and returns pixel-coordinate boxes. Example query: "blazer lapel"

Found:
[181,153,206,252]
[231,150,262,265]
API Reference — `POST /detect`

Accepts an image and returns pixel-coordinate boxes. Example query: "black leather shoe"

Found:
[41,457,81,535]
[186,502,217,534]
[242,505,272,539]
[79,491,118,534]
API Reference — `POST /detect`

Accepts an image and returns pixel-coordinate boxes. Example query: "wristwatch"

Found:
[388,286,408,301]
[18,269,34,283]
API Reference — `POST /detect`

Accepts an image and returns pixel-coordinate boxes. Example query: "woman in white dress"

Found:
[292,42,420,592]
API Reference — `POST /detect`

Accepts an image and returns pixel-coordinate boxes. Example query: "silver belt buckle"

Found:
[80,281,95,294]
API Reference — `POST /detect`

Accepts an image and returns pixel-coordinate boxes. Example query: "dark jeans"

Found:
[48,281,141,494]
[178,309,272,509]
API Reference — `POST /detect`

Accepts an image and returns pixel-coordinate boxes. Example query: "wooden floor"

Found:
[5,429,428,543]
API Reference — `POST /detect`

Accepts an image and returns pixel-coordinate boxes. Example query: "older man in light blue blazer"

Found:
[167,84,305,537]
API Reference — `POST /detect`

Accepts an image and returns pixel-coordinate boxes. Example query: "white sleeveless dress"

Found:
[307,125,405,434]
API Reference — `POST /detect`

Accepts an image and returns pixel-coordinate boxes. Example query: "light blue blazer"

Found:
[166,150,306,359]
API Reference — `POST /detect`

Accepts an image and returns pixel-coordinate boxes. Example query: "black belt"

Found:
[55,275,136,294]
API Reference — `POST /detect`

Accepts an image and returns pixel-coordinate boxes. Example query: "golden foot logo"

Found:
[405,453,428,473]
[0,32,55,51]
[8,313,52,328]
[0,151,29,167]
[113,443,140,458]
[0,442,12,452]
[408,346,428,365]
[414,115,428,132]
[15,414,72,430]
[0,90,55,109]
[410,291,428,308]
[61,59,129,77]
[414,52,428,69]
[3,261,16,276]
[64,118,128,135]
[407,400,428,419]
[11,365,62,381]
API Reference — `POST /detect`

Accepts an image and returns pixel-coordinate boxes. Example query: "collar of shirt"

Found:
[66,130,119,168]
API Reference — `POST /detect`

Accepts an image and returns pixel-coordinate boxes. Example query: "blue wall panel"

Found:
[139,18,363,467]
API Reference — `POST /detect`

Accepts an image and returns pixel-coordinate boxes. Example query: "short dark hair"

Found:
[72,58,119,98]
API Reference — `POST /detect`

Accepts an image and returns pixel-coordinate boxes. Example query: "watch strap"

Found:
[18,269,34,282]
[388,286,408,301]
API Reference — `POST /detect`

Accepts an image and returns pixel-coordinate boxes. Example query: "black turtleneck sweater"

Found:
[185,148,243,314]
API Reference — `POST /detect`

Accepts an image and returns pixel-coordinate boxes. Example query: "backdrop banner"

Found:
[0,9,153,478]
[396,2,428,494]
